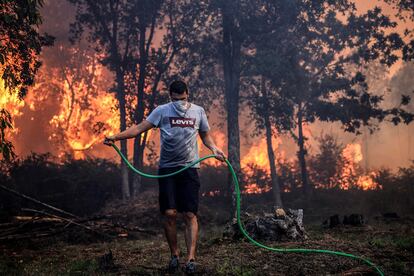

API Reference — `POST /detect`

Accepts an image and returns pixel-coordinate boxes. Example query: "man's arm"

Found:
[199,130,226,162]
[104,120,154,145]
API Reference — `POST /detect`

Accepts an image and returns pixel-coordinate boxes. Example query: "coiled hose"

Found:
[110,144,384,275]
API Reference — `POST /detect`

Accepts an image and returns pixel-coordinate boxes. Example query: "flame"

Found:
[242,183,271,194]
[356,172,380,190]
[47,58,119,159]
[340,143,379,190]
[0,79,25,135]
[241,134,282,194]
[241,136,282,173]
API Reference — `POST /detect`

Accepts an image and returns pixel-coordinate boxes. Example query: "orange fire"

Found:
[356,172,379,190]
[340,143,380,190]
[241,134,282,194]
[242,183,272,194]
[0,79,25,136]
[44,56,119,159]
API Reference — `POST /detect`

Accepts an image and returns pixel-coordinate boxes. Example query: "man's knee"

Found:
[164,209,177,221]
[184,211,197,222]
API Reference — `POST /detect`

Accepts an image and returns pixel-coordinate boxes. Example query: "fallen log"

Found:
[0,184,78,219]
[21,208,104,237]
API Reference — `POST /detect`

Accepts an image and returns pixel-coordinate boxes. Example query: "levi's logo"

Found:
[169,117,196,128]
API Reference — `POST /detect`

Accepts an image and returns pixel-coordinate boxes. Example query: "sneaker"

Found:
[183,259,196,274]
[168,255,179,274]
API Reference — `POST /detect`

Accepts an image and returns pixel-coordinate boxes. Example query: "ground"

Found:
[1,192,413,275]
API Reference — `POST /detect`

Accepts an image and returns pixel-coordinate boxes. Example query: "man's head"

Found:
[169,80,189,101]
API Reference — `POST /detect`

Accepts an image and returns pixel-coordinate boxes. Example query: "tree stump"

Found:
[343,214,364,226]
[224,208,308,241]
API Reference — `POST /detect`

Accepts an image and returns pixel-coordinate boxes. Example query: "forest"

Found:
[1,0,414,275]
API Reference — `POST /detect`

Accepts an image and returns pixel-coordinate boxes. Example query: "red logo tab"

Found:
[169,117,196,128]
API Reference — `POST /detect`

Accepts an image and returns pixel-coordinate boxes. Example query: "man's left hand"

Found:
[212,148,226,162]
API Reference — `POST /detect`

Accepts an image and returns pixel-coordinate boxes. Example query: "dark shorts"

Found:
[158,166,200,215]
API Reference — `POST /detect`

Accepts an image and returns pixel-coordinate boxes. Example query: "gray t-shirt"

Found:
[145,101,210,168]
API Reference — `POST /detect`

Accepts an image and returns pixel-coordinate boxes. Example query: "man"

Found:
[104,80,225,274]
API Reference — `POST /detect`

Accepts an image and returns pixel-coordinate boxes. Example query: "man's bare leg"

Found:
[163,209,179,257]
[184,211,198,262]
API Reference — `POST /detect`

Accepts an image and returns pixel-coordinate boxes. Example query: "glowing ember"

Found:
[242,183,271,194]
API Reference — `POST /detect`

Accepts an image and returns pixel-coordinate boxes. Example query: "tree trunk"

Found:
[221,1,242,220]
[261,77,283,208]
[132,22,149,198]
[116,70,130,200]
[297,105,311,197]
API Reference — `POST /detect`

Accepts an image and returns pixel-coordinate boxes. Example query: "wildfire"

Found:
[45,52,120,159]
[49,85,119,159]
[356,172,380,190]
[241,136,282,173]
[241,135,282,194]
[0,79,25,133]
[242,183,272,194]
[340,143,380,190]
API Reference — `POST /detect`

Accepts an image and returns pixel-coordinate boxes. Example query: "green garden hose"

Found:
[110,143,384,275]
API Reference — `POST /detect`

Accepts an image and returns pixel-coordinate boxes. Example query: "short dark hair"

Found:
[169,80,188,94]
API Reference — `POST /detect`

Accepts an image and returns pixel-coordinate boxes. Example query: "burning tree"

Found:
[69,0,132,199]
[69,0,203,199]
[69,0,164,200]
[245,0,413,198]
[242,0,301,209]
[0,0,53,160]
[46,47,118,159]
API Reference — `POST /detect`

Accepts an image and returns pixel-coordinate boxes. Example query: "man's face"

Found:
[170,91,188,101]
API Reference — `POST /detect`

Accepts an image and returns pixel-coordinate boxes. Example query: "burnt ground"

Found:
[1,191,414,276]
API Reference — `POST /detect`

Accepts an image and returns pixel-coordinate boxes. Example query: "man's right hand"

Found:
[104,136,116,146]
